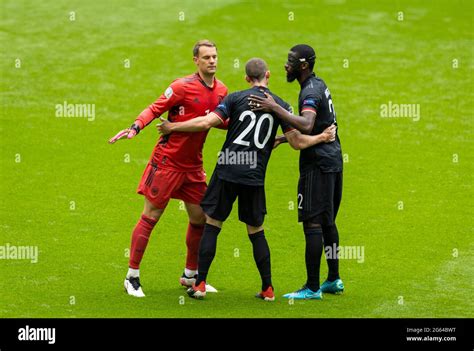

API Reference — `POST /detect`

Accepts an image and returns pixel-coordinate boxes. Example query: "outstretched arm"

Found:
[157,112,223,135]
[109,81,185,144]
[248,92,316,134]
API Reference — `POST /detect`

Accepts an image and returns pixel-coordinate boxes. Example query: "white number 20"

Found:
[233,111,274,149]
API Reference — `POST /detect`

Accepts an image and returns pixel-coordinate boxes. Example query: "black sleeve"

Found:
[213,93,234,122]
[300,87,321,114]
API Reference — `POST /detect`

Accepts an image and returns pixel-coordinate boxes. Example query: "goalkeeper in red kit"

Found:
[109,40,228,297]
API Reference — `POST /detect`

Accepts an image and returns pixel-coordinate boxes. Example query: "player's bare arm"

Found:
[273,134,288,149]
[283,124,336,150]
[274,124,335,149]
[157,113,222,135]
[248,91,316,134]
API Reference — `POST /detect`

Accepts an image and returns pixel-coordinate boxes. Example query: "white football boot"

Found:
[124,277,145,297]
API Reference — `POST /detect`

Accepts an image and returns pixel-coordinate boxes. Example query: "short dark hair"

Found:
[290,44,316,71]
[193,40,217,57]
[245,58,268,81]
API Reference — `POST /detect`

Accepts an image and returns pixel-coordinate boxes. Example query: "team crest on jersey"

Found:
[164,87,173,99]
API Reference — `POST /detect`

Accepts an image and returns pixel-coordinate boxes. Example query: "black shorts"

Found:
[201,173,267,227]
[298,167,342,225]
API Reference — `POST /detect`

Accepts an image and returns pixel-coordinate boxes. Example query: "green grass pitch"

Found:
[1,0,472,318]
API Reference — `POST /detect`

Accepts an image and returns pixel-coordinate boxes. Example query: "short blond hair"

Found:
[193,40,217,57]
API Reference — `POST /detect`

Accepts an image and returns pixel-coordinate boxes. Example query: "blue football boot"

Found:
[282,285,323,300]
[320,279,344,294]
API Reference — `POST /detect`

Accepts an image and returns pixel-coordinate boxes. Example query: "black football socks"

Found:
[322,224,340,282]
[304,226,323,292]
[248,230,272,291]
[195,224,221,286]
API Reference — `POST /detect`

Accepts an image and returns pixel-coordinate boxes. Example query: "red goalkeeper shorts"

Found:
[137,163,207,209]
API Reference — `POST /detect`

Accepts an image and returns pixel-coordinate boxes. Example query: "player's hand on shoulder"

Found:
[156,116,172,135]
[248,91,277,112]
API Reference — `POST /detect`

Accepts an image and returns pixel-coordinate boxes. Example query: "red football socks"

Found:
[129,214,158,269]
[185,222,205,271]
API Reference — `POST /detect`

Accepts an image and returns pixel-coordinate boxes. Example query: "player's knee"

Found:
[143,203,164,221]
[185,203,206,225]
[205,215,222,228]
[303,221,322,235]
[189,215,206,226]
[247,225,264,235]
[303,220,321,230]
[151,209,165,221]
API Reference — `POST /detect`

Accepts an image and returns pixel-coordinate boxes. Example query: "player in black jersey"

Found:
[249,45,344,300]
[157,58,336,301]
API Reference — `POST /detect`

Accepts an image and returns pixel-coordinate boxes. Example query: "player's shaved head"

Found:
[245,58,268,82]
[193,39,217,57]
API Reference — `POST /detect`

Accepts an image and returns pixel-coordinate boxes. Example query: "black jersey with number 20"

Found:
[213,86,292,186]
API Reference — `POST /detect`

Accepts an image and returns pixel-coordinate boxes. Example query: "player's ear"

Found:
[245,75,251,83]
[265,71,270,79]
[193,56,199,64]
[301,62,309,71]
